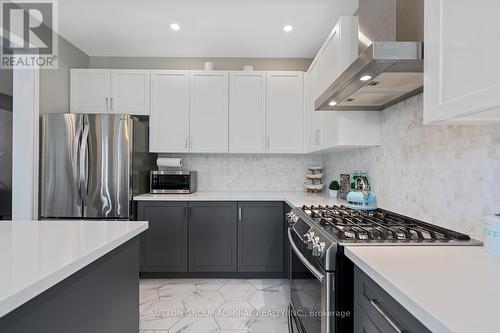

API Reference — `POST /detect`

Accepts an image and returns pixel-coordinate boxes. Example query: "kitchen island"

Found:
[0,220,148,333]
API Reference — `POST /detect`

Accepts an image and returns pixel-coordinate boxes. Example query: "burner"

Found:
[301,205,471,242]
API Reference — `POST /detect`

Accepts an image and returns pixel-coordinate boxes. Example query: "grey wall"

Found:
[324,94,500,238]
[40,35,89,114]
[0,66,12,215]
[0,69,13,96]
[89,57,312,71]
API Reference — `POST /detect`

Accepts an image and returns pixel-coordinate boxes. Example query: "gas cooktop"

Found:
[300,205,481,245]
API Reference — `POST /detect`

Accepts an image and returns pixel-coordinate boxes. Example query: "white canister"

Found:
[484,216,500,256]
[204,61,214,70]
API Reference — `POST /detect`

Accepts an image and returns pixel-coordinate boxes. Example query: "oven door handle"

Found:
[288,228,325,282]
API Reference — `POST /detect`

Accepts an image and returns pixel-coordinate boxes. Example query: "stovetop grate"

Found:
[301,205,471,242]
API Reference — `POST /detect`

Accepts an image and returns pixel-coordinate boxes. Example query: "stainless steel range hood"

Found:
[316,0,424,111]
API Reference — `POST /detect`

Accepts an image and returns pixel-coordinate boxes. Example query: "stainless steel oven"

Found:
[288,227,334,333]
[287,207,354,333]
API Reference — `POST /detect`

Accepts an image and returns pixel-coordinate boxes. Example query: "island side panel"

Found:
[0,238,140,333]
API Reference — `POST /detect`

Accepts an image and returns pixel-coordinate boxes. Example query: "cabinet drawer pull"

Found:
[105,97,109,110]
[238,207,242,221]
[369,299,403,333]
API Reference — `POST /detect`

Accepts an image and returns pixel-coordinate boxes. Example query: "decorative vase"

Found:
[329,189,338,198]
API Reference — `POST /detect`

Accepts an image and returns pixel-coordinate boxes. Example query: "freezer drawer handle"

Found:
[288,228,324,282]
[370,299,403,333]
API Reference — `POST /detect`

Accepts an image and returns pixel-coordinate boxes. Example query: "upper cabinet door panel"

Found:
[318,30,340,94]
[70,69,110,113]
[305,65,322,151]
[317,16,358,97]
[190,72,229,153]
[424,0,500,123]
[150,71,190,152]
[229,72,266,153]
[110,70,150,115]
[266,72,304,153]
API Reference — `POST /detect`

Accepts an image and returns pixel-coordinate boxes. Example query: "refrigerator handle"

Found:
[74,121,83,202]
[79,124,90,204]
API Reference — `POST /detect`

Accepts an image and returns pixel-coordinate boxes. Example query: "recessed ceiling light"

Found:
[329,100,337,106]
[360,75,372,82]
[170,23,180,31]
[283,25,293,32]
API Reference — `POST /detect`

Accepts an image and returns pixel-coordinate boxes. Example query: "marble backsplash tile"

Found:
[324,94,500,238]
[159,153,325,192]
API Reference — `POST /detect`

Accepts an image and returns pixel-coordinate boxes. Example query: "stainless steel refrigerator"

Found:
[40,113,153,219]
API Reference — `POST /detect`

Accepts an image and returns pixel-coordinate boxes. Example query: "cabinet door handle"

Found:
[190,136,193,149]
[185,138,188,149]
[262,136,266,151]
[105,97,109,110]
[369,299,403,333]
[238,207,242,221]
[266,136,270,149]
[110,97,113,111]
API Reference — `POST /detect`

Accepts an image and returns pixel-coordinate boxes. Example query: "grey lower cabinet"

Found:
[354,266,431,333]
[188,202,238,272]
[238,201,284,272]
[138,200,286,276]
[138,201,188,272]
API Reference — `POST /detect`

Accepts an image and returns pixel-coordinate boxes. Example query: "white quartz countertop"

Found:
[134,191,346,207]
[345,246,500,333]
[0,220,148,318]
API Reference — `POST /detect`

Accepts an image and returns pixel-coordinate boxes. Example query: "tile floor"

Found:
[139,278,290,333]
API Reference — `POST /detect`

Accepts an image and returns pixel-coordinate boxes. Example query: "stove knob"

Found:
[307,236,320,249]
[285,212,292,222]
[291,213,299,223]
[303,231,315,243]
[312,242,326,257]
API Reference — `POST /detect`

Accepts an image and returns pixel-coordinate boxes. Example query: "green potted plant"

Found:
[329,180,340,198]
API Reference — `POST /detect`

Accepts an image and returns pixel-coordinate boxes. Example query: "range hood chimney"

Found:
[315,0,424,111]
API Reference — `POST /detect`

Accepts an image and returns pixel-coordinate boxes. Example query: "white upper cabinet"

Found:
[189,72,229,153]
[321,111,381,149]
[229,72,266,153]
[266,72,304,153]
[317,16,359,96]
[305,16,379,152]
[306,63,322,151]
[110,70,150,115]
[150,71,190,153]
[70,69,150,115]
[424,0,500,123]
[70,69,110,113]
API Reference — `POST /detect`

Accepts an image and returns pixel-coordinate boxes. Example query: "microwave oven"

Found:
[150,171,197,194]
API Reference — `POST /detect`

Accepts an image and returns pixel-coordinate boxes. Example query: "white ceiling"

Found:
[58,0,358,58]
